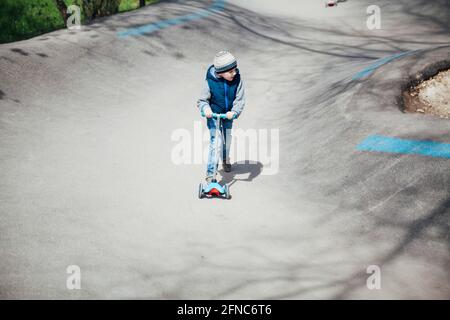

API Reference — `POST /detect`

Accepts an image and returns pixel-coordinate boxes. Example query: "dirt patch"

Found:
[403,69,450,119]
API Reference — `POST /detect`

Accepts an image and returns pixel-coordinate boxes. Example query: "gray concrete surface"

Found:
[0,0,449,299]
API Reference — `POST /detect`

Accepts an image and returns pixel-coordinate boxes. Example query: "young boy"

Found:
[197,51,246,184]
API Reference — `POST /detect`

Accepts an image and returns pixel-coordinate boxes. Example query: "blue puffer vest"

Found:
[206,65,241,115]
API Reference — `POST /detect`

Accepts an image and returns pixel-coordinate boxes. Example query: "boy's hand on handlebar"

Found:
[226,111,236,120]
[204,108,213,118]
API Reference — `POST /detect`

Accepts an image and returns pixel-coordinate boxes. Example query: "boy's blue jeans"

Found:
[206,118,233,178]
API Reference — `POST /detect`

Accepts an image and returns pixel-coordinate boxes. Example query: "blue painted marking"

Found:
[357,135,450,159]
[118,0,226,37]
[352,50,418,80]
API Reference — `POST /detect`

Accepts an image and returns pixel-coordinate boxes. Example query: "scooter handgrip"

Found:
[201,112,234,119]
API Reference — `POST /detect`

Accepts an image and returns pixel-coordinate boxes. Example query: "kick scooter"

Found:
[198,112,234,199]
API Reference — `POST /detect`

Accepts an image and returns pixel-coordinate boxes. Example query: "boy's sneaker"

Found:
[205,176,214,184]
[223,162,232,172]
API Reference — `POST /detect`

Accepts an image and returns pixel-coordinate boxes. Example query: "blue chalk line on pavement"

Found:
[357,135,450,159]
[352,50,418,80]
[117,0,226,37]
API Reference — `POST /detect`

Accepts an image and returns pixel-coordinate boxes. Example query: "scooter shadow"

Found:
[218,161,264,188]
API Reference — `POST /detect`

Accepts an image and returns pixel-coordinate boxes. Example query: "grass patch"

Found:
[0,0,160,44]
[0,0,66,43]
[119,0,159,13]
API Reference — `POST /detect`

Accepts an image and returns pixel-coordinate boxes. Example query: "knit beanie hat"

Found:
[214,51,237,73]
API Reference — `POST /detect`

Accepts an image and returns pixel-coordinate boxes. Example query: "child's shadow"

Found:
[219,161,263,188]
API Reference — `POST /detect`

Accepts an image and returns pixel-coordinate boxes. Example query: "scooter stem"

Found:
[200,111,233,180]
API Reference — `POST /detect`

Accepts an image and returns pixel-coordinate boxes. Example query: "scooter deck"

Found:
[198,112,232,199]
[199,182,230,199]
[203,182,226,194]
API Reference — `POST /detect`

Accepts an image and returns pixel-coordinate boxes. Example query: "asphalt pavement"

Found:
[0,0,449,299]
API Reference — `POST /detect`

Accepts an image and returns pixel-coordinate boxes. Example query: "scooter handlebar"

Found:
[201,111,235,119]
